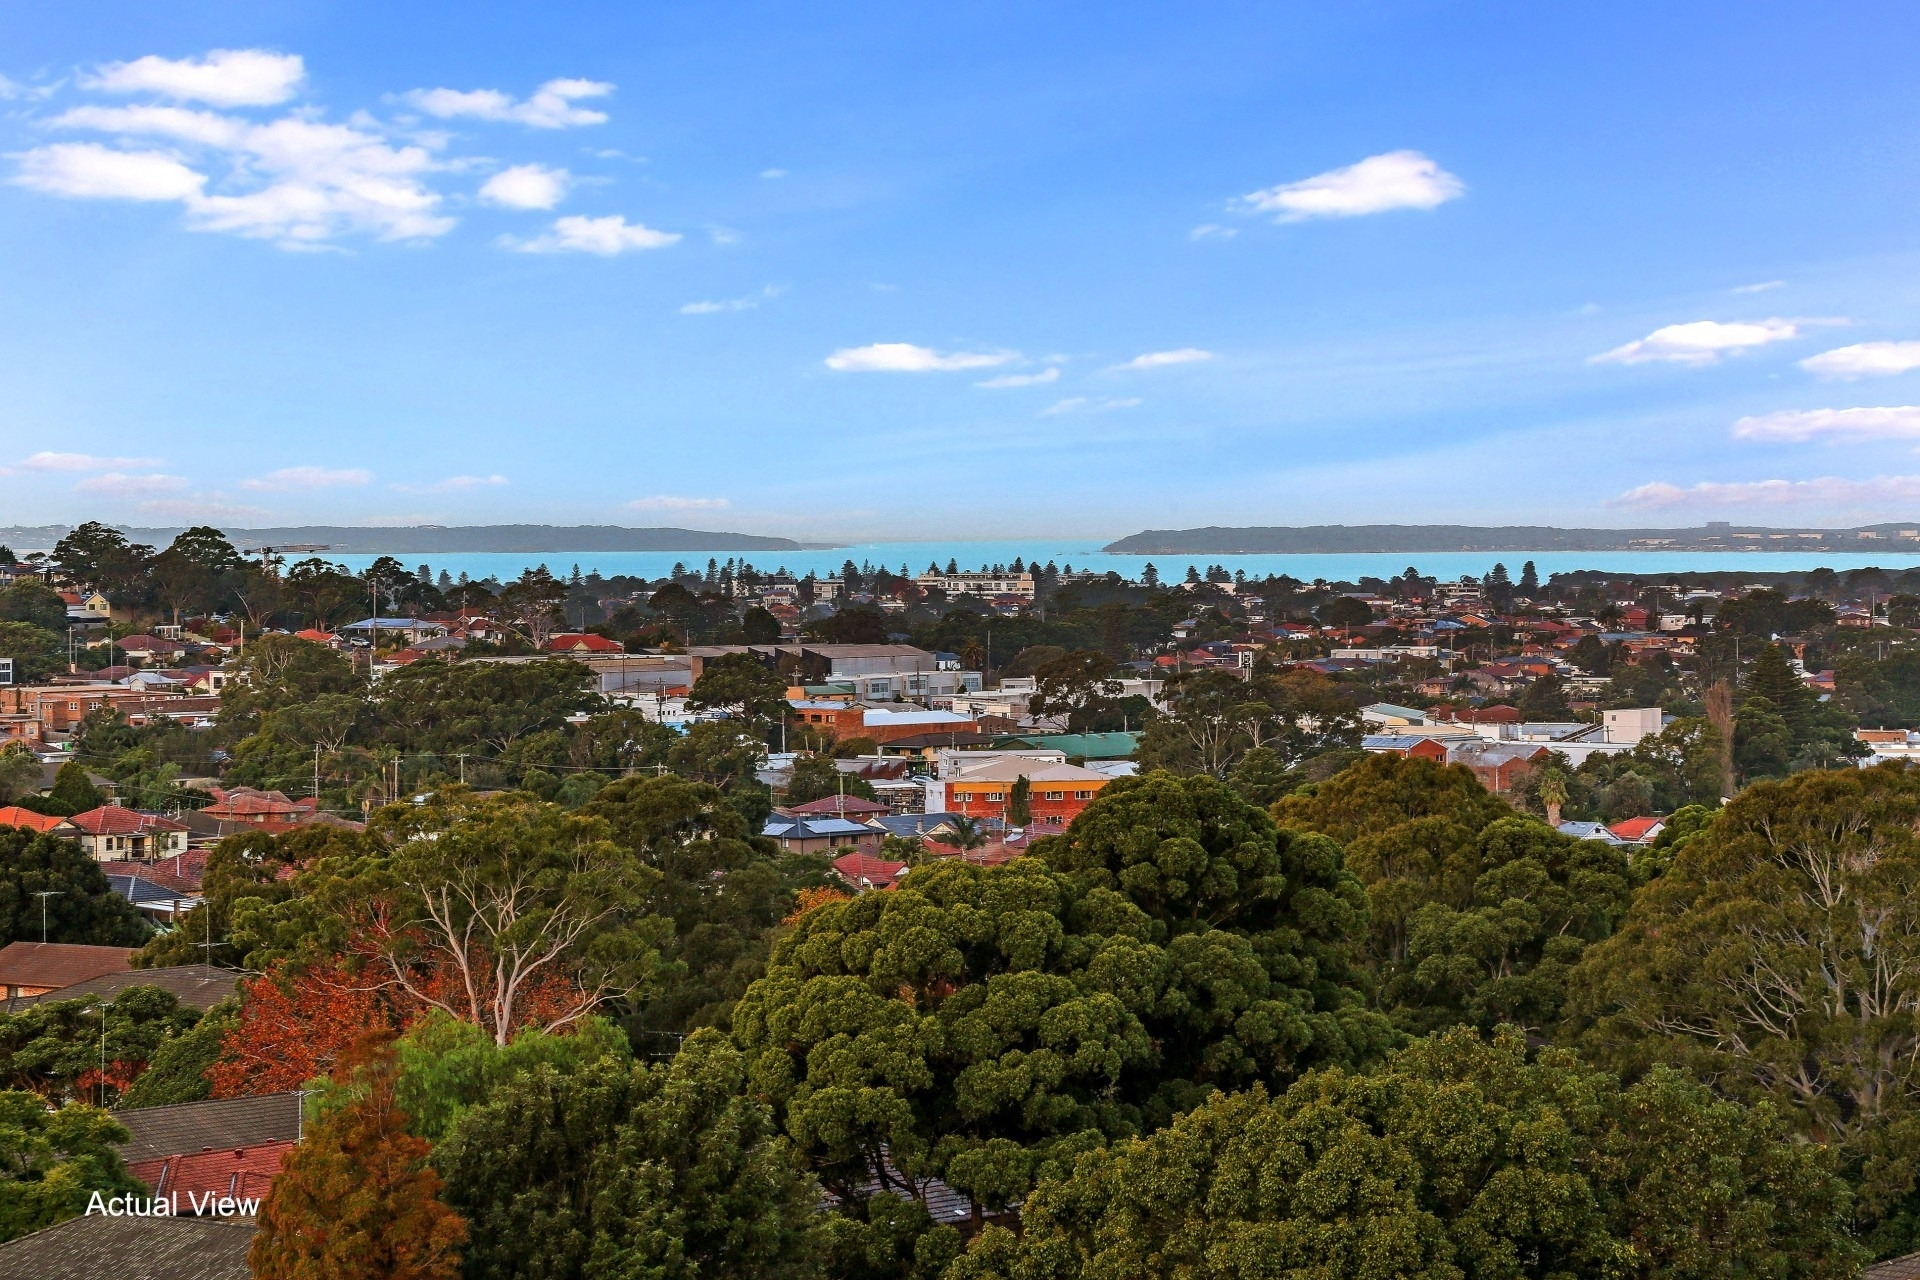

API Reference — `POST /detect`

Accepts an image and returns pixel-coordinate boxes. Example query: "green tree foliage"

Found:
[134,826,357,968]
[118,1001,237,1108]
[583,774,833,1036]
[806,604,889,644]
[0,1093,142,1243]
[784,753,878,807]
[1025,650,1125,733]
[1514,670,1572,720]
[0,748,39,805]
[1317,595,1373,629]
[47,762,103,815]
[1566,763,1920,1255]
[665,720,774,826]
[1274,754,1630,1034]
[374,658,602,756]
[0,581,67,634]
[51,522,152,600]
[1837,646,1920,728]
[1136,669,1358,779]
[389,1012,630,1144]
[0,987,198,1103]
[736,774,1388,1230]
[0,622,64,684]
[1715,588,1837,639]
[434,1028,819,1280]
[952,1029,1861,1280]
[0,829,147,948]
[741,605,782,643]
[686,651,790,723]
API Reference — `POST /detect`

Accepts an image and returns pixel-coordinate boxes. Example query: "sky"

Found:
[6,2,1920,540]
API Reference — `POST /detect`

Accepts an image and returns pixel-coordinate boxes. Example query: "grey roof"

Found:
[1865,1253,1920,1280]
[115,1092,304,1163]
[15,965,243,1013]
[1557,821,1623,843]
[873,813,963,838]
[108,874,204,910]
[763,816,873,840]
[0,1214,255,1280]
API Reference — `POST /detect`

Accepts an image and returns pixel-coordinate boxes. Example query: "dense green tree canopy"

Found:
[1567,762,1920,1255]
[0,1094,142,1243]
[0,829,147,949]
[952,1028,1861,1280]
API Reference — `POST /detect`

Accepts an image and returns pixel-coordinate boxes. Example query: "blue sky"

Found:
[6,2,1920,539]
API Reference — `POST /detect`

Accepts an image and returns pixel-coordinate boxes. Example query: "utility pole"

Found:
[32,891,61,943]
[313,743,321,807]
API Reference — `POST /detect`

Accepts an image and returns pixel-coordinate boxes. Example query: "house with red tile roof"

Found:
[544,632,625,653]
[0,942,133,1000]
[831,851,909,891]
[202,788,317,826]
[0,807,75,835]
[1605,816,1666,844]
[786,794,891,819]
[128,1140,294,1211]
[66,806,189,861]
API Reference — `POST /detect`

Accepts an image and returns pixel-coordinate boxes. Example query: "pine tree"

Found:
[1518,561,1539,596]
[1744,642,1815,736]
[1007,776,1032,827]
[250,1034,466,1280]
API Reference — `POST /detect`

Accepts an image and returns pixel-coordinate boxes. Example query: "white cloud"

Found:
[1041,396,1142,416]
[509,214,680,254]
[1116,348,1213,371]
[240,465,373,491]
[84,49,305,107]
[404,78,613,129]
[824,343,1016,373]
[976,368,1061,388]
[479,163,570,210]
[1799,341,1920,380]
[627,495,729,511]
[1730,406,1920,444]
[760,168,787,179]
[1591,318,1799,366]
[74,471,189,495]
[13,143,205,201]
[393,474,509,493]
[679,284,782,314]
[1189,223,1238,241]
[30,100,454,245]
[1235,150,1464,221]
[1613,474,1920,509]
[1731,280,1785,294]
[0,74,59,102]
[17,451,161,471]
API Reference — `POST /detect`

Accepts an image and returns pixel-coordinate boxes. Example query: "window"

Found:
[869,680,891,695]
[1043,791,1063,801]
[1073,790,1095,800]
[985,792,1004,802]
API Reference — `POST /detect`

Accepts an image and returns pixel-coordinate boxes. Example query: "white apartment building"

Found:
[915,570,1036,599]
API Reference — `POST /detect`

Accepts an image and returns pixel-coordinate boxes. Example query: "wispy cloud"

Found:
[507,214,680,254]
[479,163,570,210]
[760,167,788,179]
[825,343,1016,373]
[1234,150,1464,222]
[74,472,189,496]
[680,284,783,314]
[1613,474,1920,509]
[83,49,305,107]
[1189,223,1237,241]
[1591,318,1800,366]
[627,495,729,511]
[1041,396,1141,416]
[403,78,613,129]
[976,368,1060,388]
[136,496,274,521]
[1731,280,1785,294]
[1115,348,1213,371]
[1731,406,1920,444]
[1799,342,1920,380]
[392,474,509,494]
[240,465,373,491]
[17,451,161,472]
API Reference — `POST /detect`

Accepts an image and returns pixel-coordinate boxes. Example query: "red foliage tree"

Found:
[250,1032,467,1280]
[209,961,399,1098]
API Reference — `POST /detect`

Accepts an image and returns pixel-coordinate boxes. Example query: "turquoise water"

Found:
[328,541,1920,585]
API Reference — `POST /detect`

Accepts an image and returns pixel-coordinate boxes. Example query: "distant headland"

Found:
[1102,522,1920,555]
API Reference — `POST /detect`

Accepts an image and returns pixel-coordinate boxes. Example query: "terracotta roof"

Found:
[0,942,133,990]
[788,794,891,816]
[129,1139,293,1203]
[13,964,242,1013]
[117,1093,304,1163]
[0,1214,255,1280]
[65,806,189,836]
[832,851,909,889]
[1607,816,1665,841]
[0,807,71,833]
[545,632,624,652]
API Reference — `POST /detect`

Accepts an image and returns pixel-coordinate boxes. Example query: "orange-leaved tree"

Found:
[250,1032,466,1280]
[209,961,398,1098]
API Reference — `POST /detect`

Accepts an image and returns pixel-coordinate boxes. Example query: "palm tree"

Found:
[1538,769,1568,829]
[940,815,987,852]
